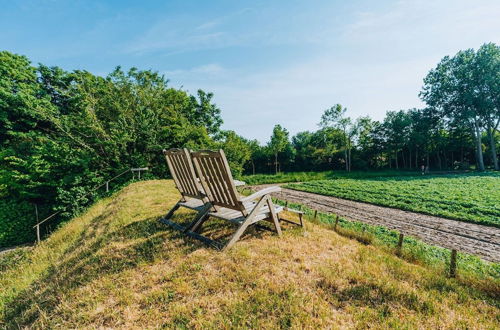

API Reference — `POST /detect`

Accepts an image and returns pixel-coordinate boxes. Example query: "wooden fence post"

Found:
[397,233,404,256]
[106,181,109,192]
[313,210,318,220]
[449,249,457,278]
[35,204,40,243]
[334,215,339,231]
[36,225,40,244]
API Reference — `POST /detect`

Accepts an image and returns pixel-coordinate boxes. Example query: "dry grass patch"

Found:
[1,180,498,329]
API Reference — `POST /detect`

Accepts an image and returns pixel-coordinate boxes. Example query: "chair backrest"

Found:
[190,149,245,212]
[163,148,205,200]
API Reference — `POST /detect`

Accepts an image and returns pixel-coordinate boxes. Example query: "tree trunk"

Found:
[474,120,485,171]
[395,151,399,169]
[274,153,278,174]
[487,126,499,170]
[344,148,348,171]
[415,149,418,169]
[348,148,352,172]
[252,160,255,175]
[409,149,412,169]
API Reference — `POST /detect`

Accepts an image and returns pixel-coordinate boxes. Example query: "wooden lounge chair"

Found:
[189,149,285,250]
[160,148,212,231]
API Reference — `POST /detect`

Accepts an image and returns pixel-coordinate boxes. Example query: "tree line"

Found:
[240,43,499,174]
[1,43,498,247]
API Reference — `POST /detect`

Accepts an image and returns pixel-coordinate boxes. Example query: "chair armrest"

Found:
[234,179,246,186]
[241,186,281,202]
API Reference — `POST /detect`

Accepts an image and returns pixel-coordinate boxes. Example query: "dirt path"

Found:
[251,184,500,263]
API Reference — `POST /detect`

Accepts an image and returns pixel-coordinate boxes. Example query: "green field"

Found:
[241,170,423,185]
[285,173,500,227]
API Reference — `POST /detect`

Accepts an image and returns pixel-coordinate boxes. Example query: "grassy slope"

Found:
[1,180,499,328]
[285,173,500,227]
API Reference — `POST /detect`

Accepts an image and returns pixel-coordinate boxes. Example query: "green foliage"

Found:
[420,43,500,171]
[217,130,252,177]
[286,172,500,227]
[0,51,226,247]
[0,199,35,246]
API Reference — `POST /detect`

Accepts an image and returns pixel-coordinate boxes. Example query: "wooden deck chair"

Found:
[160,148,212,231]
[189,149,284,250]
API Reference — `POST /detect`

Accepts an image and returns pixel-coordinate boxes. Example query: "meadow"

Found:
[1,180,498,328]
[284,172,500,227]
[241,169,423,185]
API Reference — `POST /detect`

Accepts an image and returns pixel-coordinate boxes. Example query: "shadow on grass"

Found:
[1,207,289,327]
[1,211,205,327]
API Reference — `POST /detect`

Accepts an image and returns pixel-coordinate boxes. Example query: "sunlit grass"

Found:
[1,180,498,328]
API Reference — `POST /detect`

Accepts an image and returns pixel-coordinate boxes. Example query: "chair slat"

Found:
[164,148,204,199]
[208,156,232,205]
[191,150,244,211]
[171,153,194,195]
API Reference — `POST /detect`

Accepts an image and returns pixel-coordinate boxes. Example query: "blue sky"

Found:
[2,0,499,143]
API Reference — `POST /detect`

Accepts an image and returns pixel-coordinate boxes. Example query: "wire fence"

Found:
[33,167,149,243]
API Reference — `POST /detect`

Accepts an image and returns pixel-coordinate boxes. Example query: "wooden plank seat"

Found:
[207,203,285,225]
[178,198,206,211]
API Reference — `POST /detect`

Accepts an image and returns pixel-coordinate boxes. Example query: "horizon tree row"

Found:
[240,43,499,174]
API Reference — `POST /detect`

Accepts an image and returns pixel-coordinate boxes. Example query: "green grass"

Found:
[241,169,423,185]
[1,180,499,328]
[285,172,500,227]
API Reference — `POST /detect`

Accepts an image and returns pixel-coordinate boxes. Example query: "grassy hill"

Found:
[1,180,499,328]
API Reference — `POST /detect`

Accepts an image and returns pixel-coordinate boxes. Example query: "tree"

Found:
[420,43,500,171]
[218,131,251,177]
[268,124,290,174]
[320,104,354,171]
[246,139,261,175]
[474,43,500,170]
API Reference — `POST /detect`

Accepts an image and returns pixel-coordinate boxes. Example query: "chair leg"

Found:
[223,196,267,251]
[222,217,253,251]
[266,197,282,236]
[163,200,181,220]
[186,203,212,233]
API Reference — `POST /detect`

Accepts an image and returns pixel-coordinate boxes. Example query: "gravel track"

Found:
[251,184,500,263]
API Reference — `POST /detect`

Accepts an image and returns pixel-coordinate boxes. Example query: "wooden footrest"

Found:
[280,207,304,227]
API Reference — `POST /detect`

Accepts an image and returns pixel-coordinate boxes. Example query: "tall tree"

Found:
[268,124,290,174]
[320,104,354,171]
[420,44,500,171]
[474,43,500,170]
